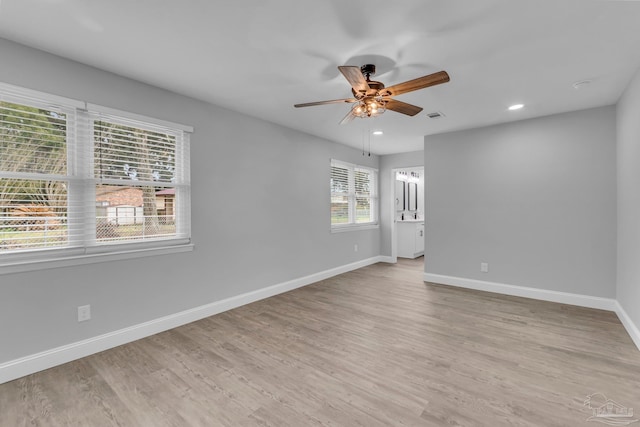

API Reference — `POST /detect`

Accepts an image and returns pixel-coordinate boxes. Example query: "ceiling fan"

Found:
[294,64,450,124]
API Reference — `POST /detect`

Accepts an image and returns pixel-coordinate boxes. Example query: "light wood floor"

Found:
[2,258,640,426]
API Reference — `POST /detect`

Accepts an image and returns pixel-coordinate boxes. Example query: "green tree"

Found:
[0,101,67,216]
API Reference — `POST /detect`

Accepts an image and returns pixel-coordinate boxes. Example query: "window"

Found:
[92,112,189,244]
[0,83,192,270]
[330,159,378,230]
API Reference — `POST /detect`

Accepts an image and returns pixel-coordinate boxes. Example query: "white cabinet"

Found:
[397,221,425,259]
[415,223,424,253]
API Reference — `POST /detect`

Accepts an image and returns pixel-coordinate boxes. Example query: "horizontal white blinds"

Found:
[354,167,373,197]
[330,159,378,227]
[0,179,70,250]
[92,114,179,185]
[330,162,350,225]
[354,166,376,224]
[0,101,68,176]
[0,100,79,251]
[91,113,189,243]
[1,85,191,255]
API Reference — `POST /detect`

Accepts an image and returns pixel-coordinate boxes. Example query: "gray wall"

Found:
[617,67,640,327]
[424,107,617,297]
[0,39,380,363]
[379,151,424,257]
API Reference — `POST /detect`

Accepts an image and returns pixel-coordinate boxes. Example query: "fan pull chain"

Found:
[368,121,372,156]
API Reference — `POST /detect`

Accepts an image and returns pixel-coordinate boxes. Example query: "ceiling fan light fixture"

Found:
[352,99,385,118]
[353,102,366,117]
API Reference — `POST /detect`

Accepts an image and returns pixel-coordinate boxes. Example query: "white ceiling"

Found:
[1,0,640,154]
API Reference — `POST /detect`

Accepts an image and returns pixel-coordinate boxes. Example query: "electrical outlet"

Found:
[354,244,358,252]
[480,263,489,273]
[77,305,91,322]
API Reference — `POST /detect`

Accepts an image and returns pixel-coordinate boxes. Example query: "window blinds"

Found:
[0,84,191,257]
[0,99,76,251]
[91,113,190,243]
[330,159,378,228]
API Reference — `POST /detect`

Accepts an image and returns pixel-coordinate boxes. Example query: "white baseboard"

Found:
[423,273,640,351]
[614,301,640,351]
[0,256,385,385]
[423,273,617,311]
[377,255,396,263]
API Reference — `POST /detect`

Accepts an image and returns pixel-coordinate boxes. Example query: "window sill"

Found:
[0,243,194,276]
[331,223,379,233]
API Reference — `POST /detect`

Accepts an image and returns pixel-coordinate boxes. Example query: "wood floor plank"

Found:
[2,257,640,426]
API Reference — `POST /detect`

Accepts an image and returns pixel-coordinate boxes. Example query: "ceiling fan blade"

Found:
[294,98,357,108]
[338,66,370,94]
[385,99,423,116]
[380,71,450,97]
[339,109,357,125]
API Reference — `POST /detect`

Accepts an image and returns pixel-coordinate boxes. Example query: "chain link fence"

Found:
[96,215,176,242]
[1,214,176,251]
[0,215,67,251]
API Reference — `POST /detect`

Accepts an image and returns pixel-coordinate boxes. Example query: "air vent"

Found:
[426,111,445,119]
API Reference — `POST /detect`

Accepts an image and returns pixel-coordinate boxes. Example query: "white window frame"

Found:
[0,82,193,275]
[330,159,378,233]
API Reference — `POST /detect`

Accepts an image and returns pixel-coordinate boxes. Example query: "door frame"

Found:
[390,167,401,262]
[390,166,425,263]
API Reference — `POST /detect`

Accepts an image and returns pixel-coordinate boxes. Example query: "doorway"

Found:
[391,167,425,266]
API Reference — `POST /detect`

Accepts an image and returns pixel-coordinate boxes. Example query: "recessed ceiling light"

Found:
[508,104,524,111]
[372,130,383,135]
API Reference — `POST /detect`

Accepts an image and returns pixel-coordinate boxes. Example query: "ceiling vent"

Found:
[426,111,445,119]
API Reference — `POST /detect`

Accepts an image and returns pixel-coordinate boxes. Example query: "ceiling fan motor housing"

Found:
[361,64,376,77]
[351,81,385,98]
[350,64,385,98]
